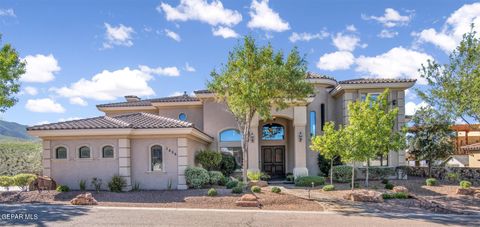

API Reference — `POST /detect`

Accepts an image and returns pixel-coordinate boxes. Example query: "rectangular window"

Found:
[310,111,316,137]
[220,147,243,169]
[320,104,325,131]
[361,93,380,102]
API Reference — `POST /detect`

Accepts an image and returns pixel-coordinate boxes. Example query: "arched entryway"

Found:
[259,118,292,179]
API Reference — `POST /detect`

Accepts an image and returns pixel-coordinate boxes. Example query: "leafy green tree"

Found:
[418,27,480,123]
[407,107,455,177]
[0,35,26,112]
[310,122,345,185]
[208,36,313,183]
[0,141,42,175]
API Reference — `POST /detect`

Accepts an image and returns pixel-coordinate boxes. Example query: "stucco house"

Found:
[27,73,415,190]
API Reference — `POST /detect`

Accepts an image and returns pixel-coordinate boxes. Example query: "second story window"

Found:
[178,113,187,121]
[320,103,325,131]
[310,111,316,137]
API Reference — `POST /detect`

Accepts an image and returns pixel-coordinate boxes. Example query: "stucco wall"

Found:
[470,151,480,167]
[49,139,119,190]
[104,109,158,117]
[187,138,207,166]
[157,106,204,130]
[202,99,238,150]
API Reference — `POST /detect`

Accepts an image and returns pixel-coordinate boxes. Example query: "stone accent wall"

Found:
[406,166,480,185]
[118,138,132,191]
[177,138,188,190]
[43,140,51,176]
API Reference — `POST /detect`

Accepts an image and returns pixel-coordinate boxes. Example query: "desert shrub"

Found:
[219,153,237,176]
[383,192,409,199]
[460,180,472,189]
[79,179,86,191]
[247,171,263,181]
[231,186,243,194]
[226,179,238,189]
[322,184,335,191]
[108,175,126,192]
[132,182,141,191]
[0,141,42,176]
[426,178,437,186]
[381,179,389,184]
[218,176,228,186]
[195,150,222,171]
[56,185,70,192]
[385,182,394,190]
[295,176,325,187]
[446,172,459,182]
[286,174,294,182]
[251,186,261,193]
[207,188,218,196]
[208,171,224,185]
[0,176,13,190]
[13,173,37,191]
[91,177,103,192]
[271,186,281,193]
[332,165,354,183]
[185,166,210,189]
[368,167,395,180]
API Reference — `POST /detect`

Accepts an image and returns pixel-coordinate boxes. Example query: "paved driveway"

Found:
[1,204,478,227]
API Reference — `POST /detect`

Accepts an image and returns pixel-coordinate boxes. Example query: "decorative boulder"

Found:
[70,193,98,205]
[247,180,268,188]
[343,190,384,203]
[235,194,259,207]
[392,186,409,194]
[456,188,475,196]
[29,176,57,191]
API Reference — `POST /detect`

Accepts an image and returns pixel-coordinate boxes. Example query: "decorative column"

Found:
[293,106,308,177]
[247,114,260,172]
[118,138,132,191]
[177,138,188,190]
[42,140,51,177]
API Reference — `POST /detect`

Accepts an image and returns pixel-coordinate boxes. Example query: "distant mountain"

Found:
[0,120,38,141]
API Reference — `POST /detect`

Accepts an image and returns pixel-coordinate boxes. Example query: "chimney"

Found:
[125,95,141,102]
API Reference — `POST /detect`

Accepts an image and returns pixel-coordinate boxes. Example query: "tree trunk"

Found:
[365,159,370,188]
[428,159,432,178]
[330,158,333,185]
[351,162,355,191]
[241,126,250,184]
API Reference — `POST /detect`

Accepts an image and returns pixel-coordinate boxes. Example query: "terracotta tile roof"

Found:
[461,143,480,151]
[97,93,199,108]
[306,72,336,81]
[193,89,212,94]
[338,78,417,84]
[27,112,193,131]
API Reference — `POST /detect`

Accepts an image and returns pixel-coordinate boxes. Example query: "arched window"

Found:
[219,129,241,142]
[79,146,91,159]
[262,123,285,140]
[102,145,114,158]
[178,113,187,121]
[150,145,163,171]
[55,146,67,159]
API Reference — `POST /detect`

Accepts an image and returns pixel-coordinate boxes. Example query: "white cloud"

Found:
[103,23,135,49]
[332,33,361,51]
[158,0,242,27]
[355,47,433,84]
[21,54,60,83]
[58,117,81,122]
[0,8,15,17]
[138,65,180,77]
[378,29,398,38]
[247,0,290,32]
[164,29,181,42]
[414,3,480,53]
[23,86,38,96]
[346,24,357,32]
[25,98,65,113]
[404,89,417,100]
[35,120,50,125]
[316,51,355,71]
[212,26,239,38]
[184,62,196,72]
[69,97,88,106]
[289,31,329,43]
[405,101,428,116]
[362,8,411,27]
[169,91,184,97]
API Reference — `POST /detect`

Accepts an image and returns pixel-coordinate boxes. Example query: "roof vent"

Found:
[183,91,188,97]
[125,95,141,102]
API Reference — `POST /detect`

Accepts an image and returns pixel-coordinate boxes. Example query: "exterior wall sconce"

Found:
[250,132,255,143]
[392,100,397,106]
[298,131,303,142]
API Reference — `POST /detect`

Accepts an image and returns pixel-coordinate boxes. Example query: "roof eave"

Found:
[330,81,416,97]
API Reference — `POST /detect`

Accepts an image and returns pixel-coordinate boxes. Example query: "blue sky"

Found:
[0,0,479,125]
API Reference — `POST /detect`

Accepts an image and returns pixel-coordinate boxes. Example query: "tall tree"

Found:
[407,107,455,177]
[310,122,345,185]
[418,27,480,123]
[208,36,313,183]
[0,35,25,113]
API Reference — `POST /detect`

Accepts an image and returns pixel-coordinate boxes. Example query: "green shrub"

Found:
[185,166,210,189]
[317,154,342,177]
[0,176,13,190]
[251,186,261,193]
[460,180,472,189]
[322,184,335,191]
[385,182,394,190]
[219,153,237,176]
[91,177,103,192]
[79,179,86,191]
[231,186,243,194]
[368,167,395,180]
[208,171,224,185]
[332,165,354,183]
[207,188,218,196]
[226,179,238,189]
[383,192,409,199]
[350,182,360,188]
[108,175,126,192]
[286,174,294,182]
[295,176,325,187]
[56,185,70,192]
[426,178,437,186]
[195,150,222,171]
[247,171,262,181]
[13,173,37,191]
[446,172,459,182]
[381,179,389,184]
[218,176,228,186]
[271,186,281,193]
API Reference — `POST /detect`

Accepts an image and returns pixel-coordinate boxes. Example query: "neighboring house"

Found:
[452,124,480,155]
[461,143,480,168]
[27,74,415,190]
[442,155,469,167]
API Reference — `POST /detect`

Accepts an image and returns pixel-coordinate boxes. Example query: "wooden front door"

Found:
[261,146,285,179]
